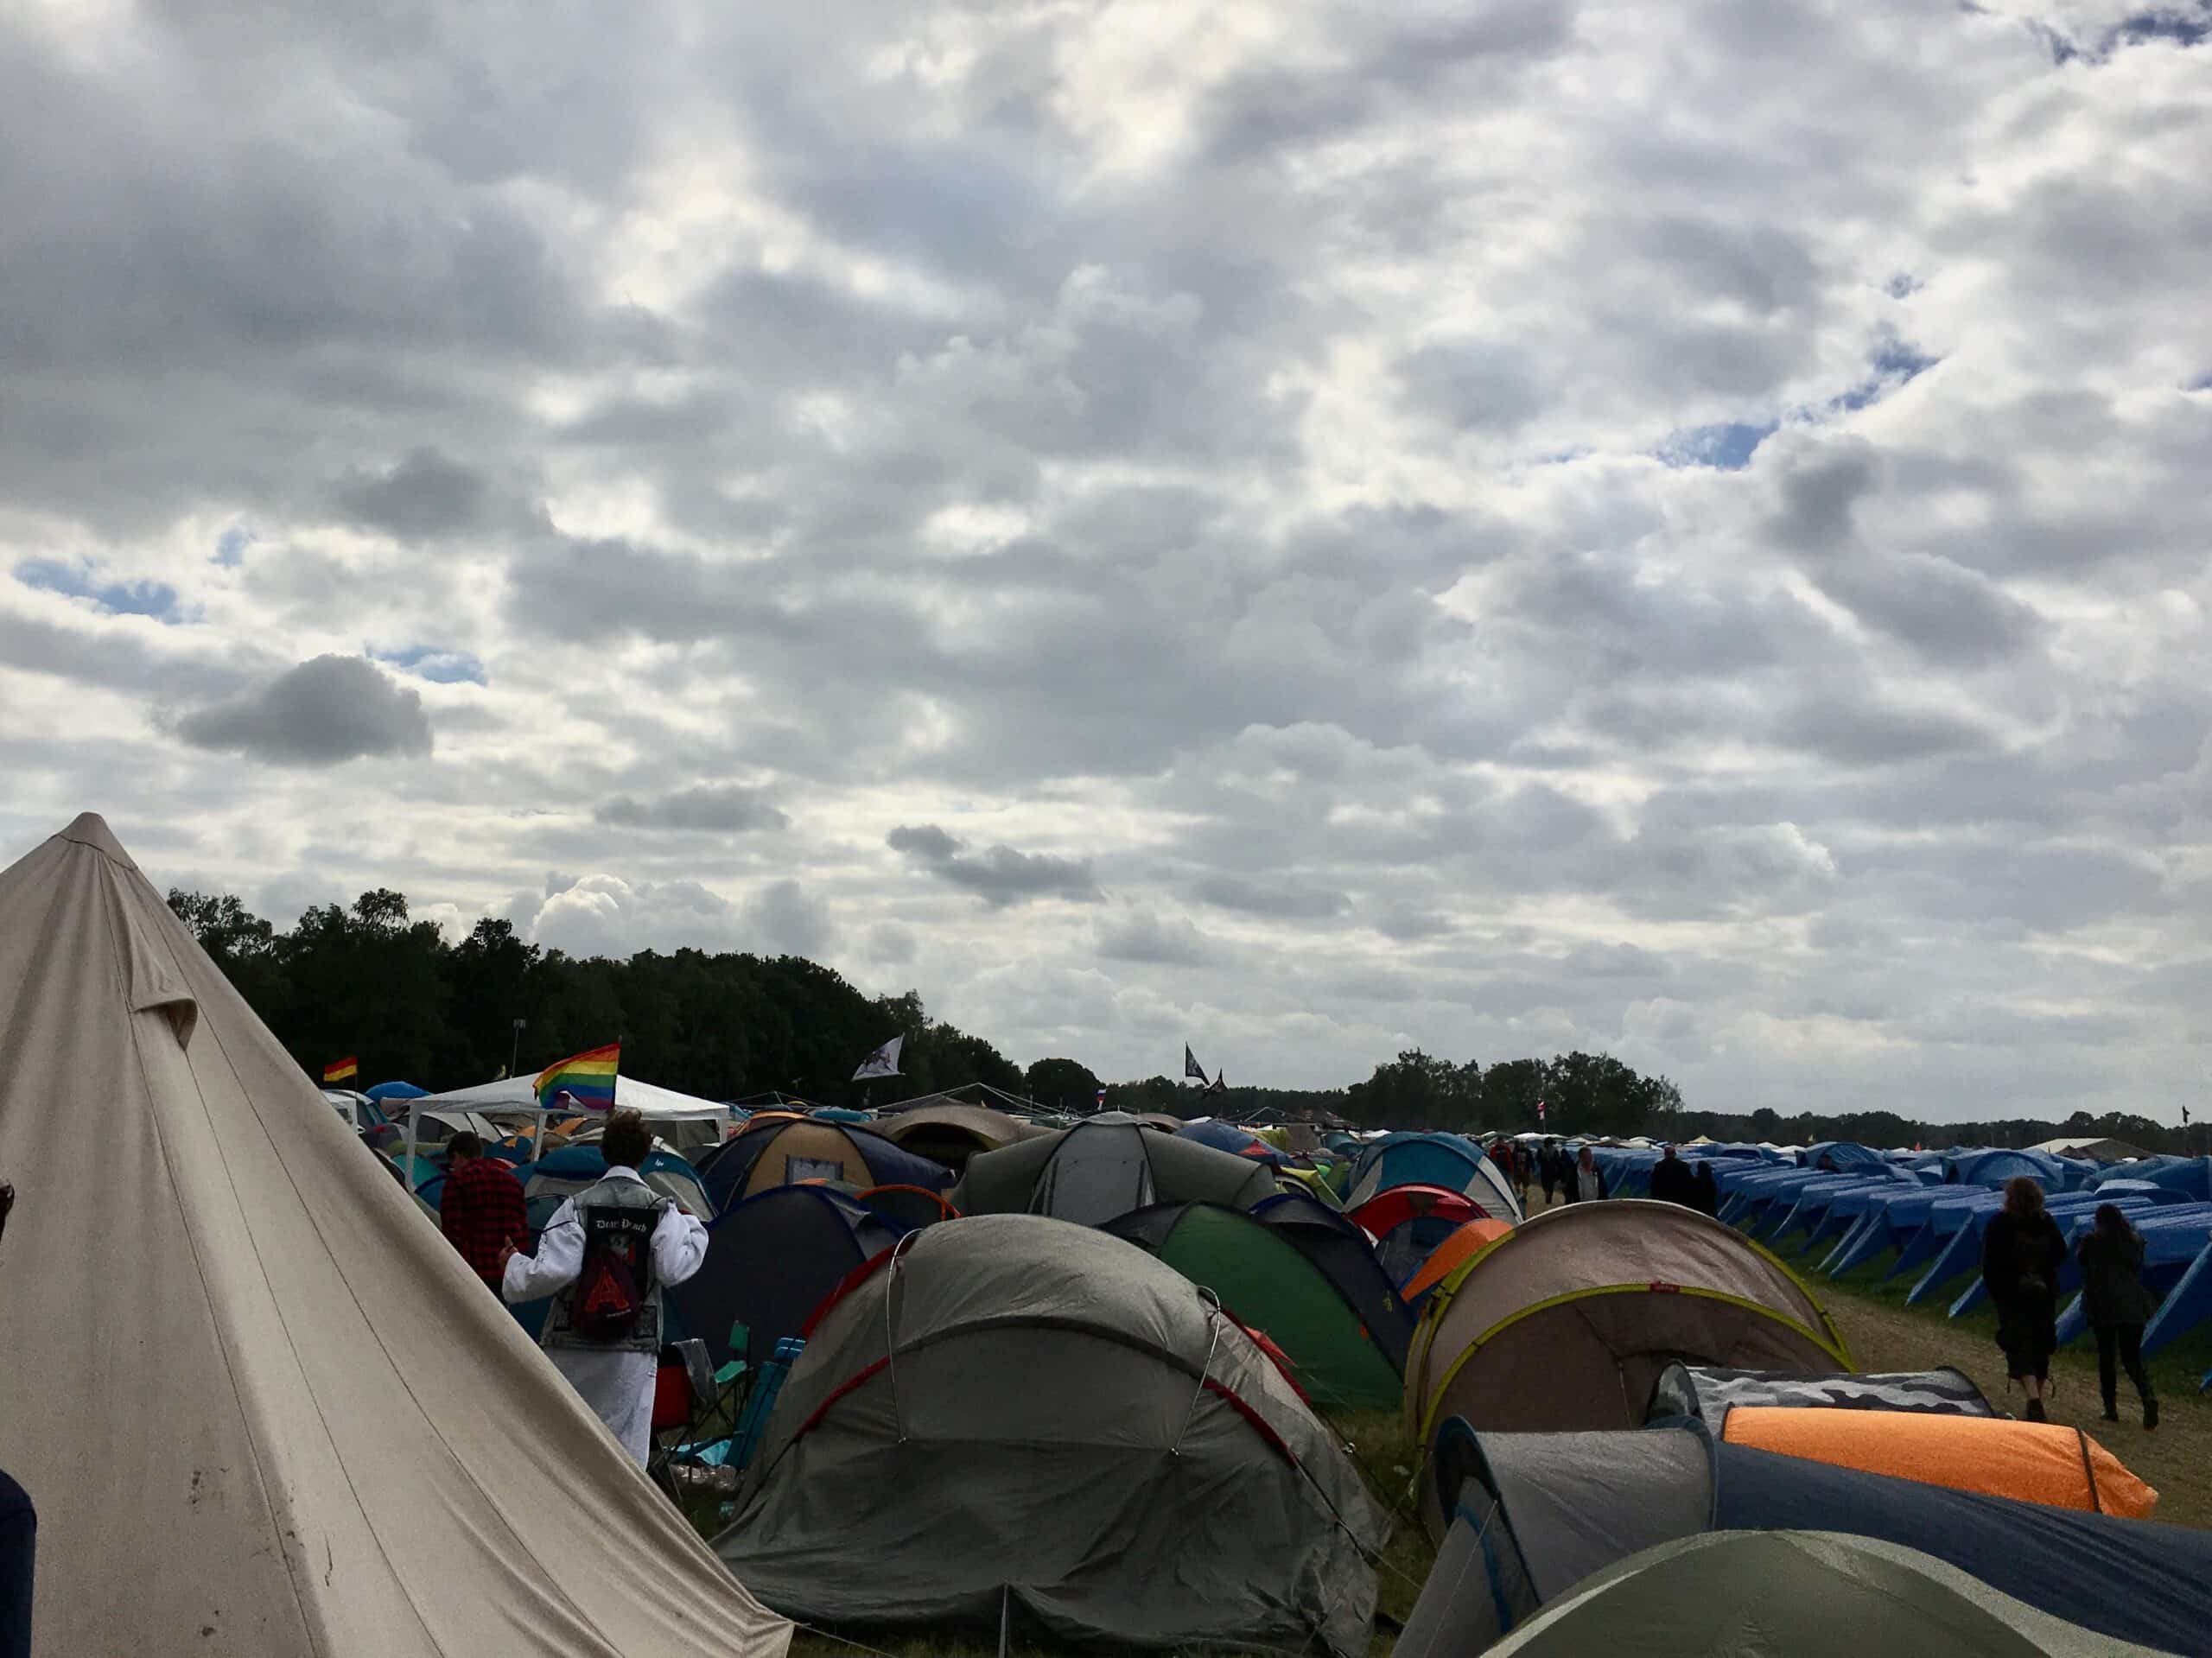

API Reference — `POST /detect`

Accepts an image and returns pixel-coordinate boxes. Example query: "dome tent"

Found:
[1345,1184,1486,1285]
[715,1216,1382,1653]
[1344,1131,1522,1223]
[696,1115,950,1211]
[1483,1530,2165,1658]
[1249,1191,1417,1373]
[1401,1418,2212,1655]
[1101,1201,1403,1408]
[667,1185,905,1370]
[1406,1200,1846,1521]
[952,1116,1277,1223]
[0,816,790,1656]
[871,1101,1039,1172]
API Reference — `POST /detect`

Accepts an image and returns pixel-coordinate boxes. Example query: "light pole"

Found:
[509,1018,526,1080]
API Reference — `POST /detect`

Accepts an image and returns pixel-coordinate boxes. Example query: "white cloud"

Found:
[3,0,2209,1117]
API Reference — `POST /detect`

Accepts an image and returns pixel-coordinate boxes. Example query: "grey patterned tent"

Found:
[1646,1363,1993,1427]
[952,1117,1277,1223]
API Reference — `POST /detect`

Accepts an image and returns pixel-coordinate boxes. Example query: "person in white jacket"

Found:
[501,1109,709,1464]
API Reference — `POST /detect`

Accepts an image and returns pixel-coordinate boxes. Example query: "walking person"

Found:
[1648,1144,1695,1207]
[2077,1204,2158,1429]
[1566,1145,1605,1204]
[501,1109,708,1464]
[1540,1142,1561,1208]
[1980,1177,2067,1421]
[438,1131,530,1294]
[1692,1159,1719,1218]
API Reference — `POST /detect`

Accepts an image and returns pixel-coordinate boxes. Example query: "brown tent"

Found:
[874,1102,1040,1172]
[1407,1200,1847,1532]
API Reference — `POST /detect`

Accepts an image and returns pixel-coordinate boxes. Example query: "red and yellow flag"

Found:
[322,1056,359,1083]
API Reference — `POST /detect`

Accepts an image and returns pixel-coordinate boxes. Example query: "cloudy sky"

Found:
[3,0,2209,1118]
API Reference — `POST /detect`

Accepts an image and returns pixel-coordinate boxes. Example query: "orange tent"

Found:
[1723,1406,2157,1518]
[1403,1218,1513,1305]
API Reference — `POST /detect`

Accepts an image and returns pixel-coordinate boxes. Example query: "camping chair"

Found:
[645,1338,719,1499]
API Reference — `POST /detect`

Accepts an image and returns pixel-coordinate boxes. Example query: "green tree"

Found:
[1026,1057,1103,1112]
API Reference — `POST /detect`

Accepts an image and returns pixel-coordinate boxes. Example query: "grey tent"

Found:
[953,1117,1277,1223]
[715,1214,1382,1654]
[1484,1531,2166,1657]
[0,815,791,1656]
[1647,1363,1993,1426]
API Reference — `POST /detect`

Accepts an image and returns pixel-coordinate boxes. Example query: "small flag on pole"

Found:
[1536,1098,1547,1123]
[535,1043,620,1111]
[852,1036,905,1083]
[1206,1070,1227,1095]
[1095,1087,1108,1110]
[1184,1045,1209,1082]
[322,1056,359,1084]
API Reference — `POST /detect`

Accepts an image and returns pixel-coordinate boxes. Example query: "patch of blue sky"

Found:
[14,558,183,622]
[215,525,254,566]
[374,643,486,684]
[1655,420,1777,471]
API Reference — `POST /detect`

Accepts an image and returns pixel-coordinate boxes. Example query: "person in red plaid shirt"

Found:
[439,1132,528,1292]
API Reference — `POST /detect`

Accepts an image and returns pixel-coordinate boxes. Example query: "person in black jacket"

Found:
[1692,1160,1719,1218]
[1980,1177,2067,1420]
[1648,1145,1696,1208]
[2078,1204,2158,1429]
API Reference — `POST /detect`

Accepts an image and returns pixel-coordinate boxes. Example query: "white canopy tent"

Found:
[405,1073,734,1172]
[0,815,790,1656]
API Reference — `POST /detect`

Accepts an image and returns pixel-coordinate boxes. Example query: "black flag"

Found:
[1207,1069,1227,1095]
[1185,1045,1209,1082]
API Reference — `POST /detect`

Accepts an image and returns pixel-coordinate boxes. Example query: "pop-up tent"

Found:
[1346,1184,1485,1285]
[1402,1218,1514,1309]
[1101,1202,1403,1408]
[953,1118,1277,1223]
[0,815,791,1656]
[715,1216,1382,1654]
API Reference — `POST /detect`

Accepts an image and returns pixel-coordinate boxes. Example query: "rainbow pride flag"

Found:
[535,1042,620,1111]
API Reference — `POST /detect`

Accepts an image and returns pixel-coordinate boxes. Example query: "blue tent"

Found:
[364,1079,428,1102]
[1175,1119,1287,1166]
[1945,1148,2063,1188]
[1797,1141,1891,1172]
[2054,1203,2212,1351]
[667,1185,904,1369]
[1347,1132,1521,1221]
[2092,1156,2212,1203]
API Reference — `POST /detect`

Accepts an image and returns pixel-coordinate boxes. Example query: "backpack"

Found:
[568,1199,667,1344]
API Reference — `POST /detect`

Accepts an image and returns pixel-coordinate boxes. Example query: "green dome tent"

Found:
[1481,1530,2164,1657]
[1101,1201,1403,1409]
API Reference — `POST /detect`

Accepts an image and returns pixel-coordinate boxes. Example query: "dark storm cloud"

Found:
[328,448,492,543]
[1810,552,2046,665]
[887,823,1103,906]
[594,784,788,834]
[168,655,433,765]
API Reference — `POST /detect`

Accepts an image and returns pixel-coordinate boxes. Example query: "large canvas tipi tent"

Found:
[0,815,791,1656]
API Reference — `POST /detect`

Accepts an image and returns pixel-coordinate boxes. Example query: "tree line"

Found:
[169,886,2197,1153]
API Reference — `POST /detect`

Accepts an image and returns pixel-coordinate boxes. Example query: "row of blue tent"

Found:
[1582,1140,2212,1384]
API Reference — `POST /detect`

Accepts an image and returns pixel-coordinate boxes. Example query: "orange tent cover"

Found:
[1723,1405,2157,1518]
[1402,1218,1514,1304]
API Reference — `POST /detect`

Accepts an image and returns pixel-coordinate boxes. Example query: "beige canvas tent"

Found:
[0,815,790,1656]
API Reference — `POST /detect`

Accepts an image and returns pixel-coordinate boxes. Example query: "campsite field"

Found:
[760,1189,2212,1657]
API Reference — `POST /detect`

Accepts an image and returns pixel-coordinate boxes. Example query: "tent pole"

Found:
[403,1102,420,1197]
[532,1106,545,1165]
